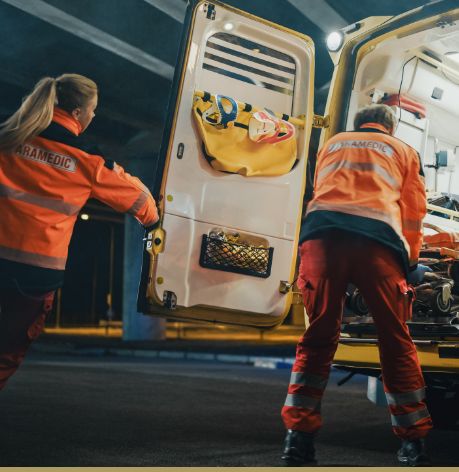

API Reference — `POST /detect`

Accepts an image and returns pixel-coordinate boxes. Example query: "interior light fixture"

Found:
[223,22,234,31]
[326,31,344,52]
[80,213,90,220]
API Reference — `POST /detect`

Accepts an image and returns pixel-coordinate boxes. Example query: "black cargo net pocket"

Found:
[199,234,274,278]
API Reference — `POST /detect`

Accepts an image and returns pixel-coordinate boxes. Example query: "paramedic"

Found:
[281,104,432,467]
[0,74,158,389]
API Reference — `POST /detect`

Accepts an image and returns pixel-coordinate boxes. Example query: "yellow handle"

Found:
[194,90,305,128]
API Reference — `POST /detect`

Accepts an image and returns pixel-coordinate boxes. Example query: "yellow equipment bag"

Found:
[192,93,298,177]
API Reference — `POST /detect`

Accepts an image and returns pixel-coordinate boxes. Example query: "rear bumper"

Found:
[335,337,459,373]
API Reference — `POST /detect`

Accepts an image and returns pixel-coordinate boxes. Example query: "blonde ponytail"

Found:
[0,77,56,153]
[0,73,97,154]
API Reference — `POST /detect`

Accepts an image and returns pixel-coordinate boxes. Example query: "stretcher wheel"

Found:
[431,290,452,317]
[349,290,369,316]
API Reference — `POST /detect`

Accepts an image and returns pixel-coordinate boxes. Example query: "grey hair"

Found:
[354,104,396,133]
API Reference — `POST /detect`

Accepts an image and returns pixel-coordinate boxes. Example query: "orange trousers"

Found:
[0,286,54,390]
[281,230,432,440]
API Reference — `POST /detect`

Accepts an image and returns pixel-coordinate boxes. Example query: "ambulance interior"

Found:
[344,20,459,327]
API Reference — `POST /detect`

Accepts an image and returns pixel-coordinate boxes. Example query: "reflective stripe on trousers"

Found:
[391,407,430,428]
[284,370,328,409]
[284,393,320,410]
[282,370,328,433]
[289,371,328,390]
[385,387,431,436]
[386,387,426,406]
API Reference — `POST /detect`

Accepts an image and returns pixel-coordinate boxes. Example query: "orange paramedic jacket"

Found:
[0,108,158,272]
[300,122,426,271]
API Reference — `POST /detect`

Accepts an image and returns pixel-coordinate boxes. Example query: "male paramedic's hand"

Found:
[407,264,433,285]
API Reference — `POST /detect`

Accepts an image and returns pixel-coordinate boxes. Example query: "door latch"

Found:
[204,3,216,20]
[145,228,165,256]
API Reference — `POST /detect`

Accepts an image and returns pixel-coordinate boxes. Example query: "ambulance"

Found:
[138,0,459,426]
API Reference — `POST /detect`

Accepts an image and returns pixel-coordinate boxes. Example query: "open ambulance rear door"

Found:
[137,0,316,328]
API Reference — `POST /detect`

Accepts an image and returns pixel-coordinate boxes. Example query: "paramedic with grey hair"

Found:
[281,104,433,467]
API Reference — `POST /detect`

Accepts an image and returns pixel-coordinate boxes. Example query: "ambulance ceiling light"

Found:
[223,22,234,31]
[326,23,361,53]
[326,31,344,52]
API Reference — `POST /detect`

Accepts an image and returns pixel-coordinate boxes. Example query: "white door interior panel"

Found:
[145,1,314,326]
[157,214,303,317]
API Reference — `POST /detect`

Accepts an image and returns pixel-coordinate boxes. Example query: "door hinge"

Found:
[313,114,330,128]
[204,3,216,20]
[279,281,292,294]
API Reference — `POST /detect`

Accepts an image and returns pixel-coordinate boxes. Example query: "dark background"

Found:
[0,0,430,325]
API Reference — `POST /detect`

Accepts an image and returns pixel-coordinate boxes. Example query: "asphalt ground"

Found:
[1,349,458,467]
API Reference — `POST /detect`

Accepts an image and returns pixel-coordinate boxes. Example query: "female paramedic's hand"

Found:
[407,264,433,285]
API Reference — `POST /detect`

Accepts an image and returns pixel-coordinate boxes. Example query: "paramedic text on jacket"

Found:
[281,104,432,467]
[0,73,158,390]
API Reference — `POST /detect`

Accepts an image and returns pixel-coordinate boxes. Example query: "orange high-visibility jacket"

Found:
[300,122,426,270]
[0,108,158,272]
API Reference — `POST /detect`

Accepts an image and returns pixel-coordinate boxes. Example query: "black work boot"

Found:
[397,438,430,467]
[281,429,316,466]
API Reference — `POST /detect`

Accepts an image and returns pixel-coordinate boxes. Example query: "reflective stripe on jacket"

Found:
[0,108,158,270]
[301,122,426,269]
